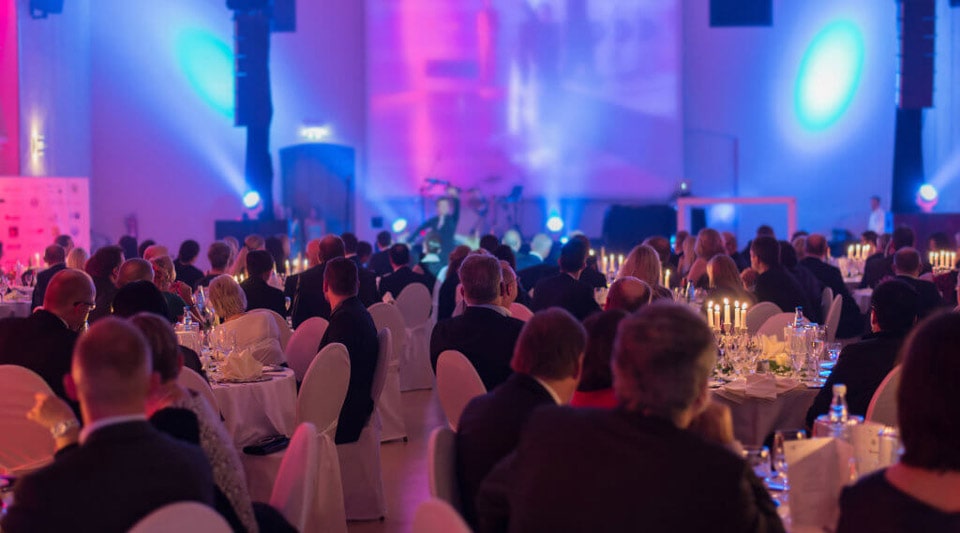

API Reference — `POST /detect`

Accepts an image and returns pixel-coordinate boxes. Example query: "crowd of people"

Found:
[1,221,960,532]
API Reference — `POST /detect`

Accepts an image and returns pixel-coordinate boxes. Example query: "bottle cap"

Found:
[833,383,847,395]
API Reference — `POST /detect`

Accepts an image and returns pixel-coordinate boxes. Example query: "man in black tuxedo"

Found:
[318,258,380,445]
[800,234,865,338]
[341,232,364,269]
[84,245,124,323]
[241,250,287,317]
[806,279,918,427]
[368,231,394,277]
[379,244,434,299]
[571,234,607,289]
[747,236,810,316]
[516,233,554,287]
[1,317,214,533]
[0,269,94,416]
[531,239,601,321]
[173,239,205,290]
[430,254,526,389]
[457,308,586,526]
[31,244,67,311]
[860,226,924,289]
[892,247,944,318]
[476,303,783,532]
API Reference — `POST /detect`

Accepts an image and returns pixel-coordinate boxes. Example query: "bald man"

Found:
[800,234,866,338]
[1,318,214,533]
[31,244,67,311]
[117,258,155,288]
[605,277,652,313]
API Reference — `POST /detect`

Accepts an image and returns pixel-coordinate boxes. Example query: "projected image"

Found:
[367,0,681,201]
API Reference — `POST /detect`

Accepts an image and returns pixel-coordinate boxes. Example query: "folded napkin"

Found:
[221,348,263,381]
[784,437,854,531]
[721,374,801,401]
[759,334,786,357]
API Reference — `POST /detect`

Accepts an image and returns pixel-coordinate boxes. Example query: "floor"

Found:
[348,389,446,533]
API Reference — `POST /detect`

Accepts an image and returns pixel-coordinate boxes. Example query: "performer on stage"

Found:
[409,187,460,258]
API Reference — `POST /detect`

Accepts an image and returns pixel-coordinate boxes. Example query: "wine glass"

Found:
[771,428,808,483]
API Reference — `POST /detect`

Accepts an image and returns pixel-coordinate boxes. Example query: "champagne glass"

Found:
[772,428,808,481]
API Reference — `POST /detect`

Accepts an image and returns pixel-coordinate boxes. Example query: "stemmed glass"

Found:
[770,428,808,490]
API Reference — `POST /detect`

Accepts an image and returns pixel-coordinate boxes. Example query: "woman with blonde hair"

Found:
[65,247,88,270]
[706,254,754,305]
[619,244,672,299]
[208,274,285,366]
[686,228,726,289]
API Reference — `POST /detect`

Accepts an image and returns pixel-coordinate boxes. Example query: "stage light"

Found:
[546,215,564,233]
[795,21,864,131]
[392,218,408,233]
[918,184,938,202]
[242,190,262,208]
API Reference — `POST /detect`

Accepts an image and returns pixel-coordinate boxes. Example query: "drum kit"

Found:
[419,176,523,237]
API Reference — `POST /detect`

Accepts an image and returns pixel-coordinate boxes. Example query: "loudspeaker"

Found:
[602,205,677,252]
[280,143,354,235]
[234,11,272,128]
[271,0,296,32]
[710,0,772,27]
[898,0,935,109]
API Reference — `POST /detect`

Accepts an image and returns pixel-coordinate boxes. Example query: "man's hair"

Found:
[751,236,780,268]
[246,250,275,278]
[558,239,588,273]
[606,277,651,313]
[54,234,73,249]
[341,232,359,254]
[458,254,502,304]
[117,258,154,287]
[892,226,915,250]
[376,230,392,248]
[898,312,960,470]
[479,234,500,253]
[778,239,798,268]
[871,279,918,334]
[112,280,170,319]
[493,244,516,270]
[84,245,124,279]
[72,317,152,405]
[177,239,201,263]
[756,225,775,238]
[613,302,716,419]
[208,275,247,318]
[861,231,878,247]
[447,245,472,272]
[871,195,881,203]
[893,247,922,275]
[207,241,232,270]
[44,244,66,265]
[357,241,373,261]
[511,308,587,380]
[137,239,156,259]
[319,235,346,262]
[388,243,411,267]
[579,309,628,392]
[129,312,181,382]
[324,257,359,297]
[804,234,829,258]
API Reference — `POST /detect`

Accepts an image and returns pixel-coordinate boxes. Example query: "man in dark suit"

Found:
[31,244,67,311]
[571,234,607,289]
[196,241,232,289]
[457,308,586,526]
[284,237,330,328]
[516,233,554,287]
[318,258,380,445]
[173,239,205,290]
[341,232,364,269]
[747,236,811,316]
[892,247,944,318]
[800,234,865,338]
[860,226,922,289]
[1,317,214,533]
[476,303,783,533]
[0,269,94,416]
[531,239,601,321]
[430,254,526,389]
[368,231,394,277]
[379,244,434,299]
[84,245,124,323]
[241,250,287,317]
[806,279,918,427]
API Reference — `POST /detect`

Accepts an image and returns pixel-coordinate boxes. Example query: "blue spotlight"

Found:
[242,190,262,209]
[176,30,235,118]
[795,21,865,131]
[392,218,408,233]
[918,184,938,202]
[546,215,564,233]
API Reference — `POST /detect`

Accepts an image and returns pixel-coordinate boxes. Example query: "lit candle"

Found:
[715,306,721,331]
[723,298,731,327]
[930,251,936,267]
[664,269,671,288]
[601,254,607,275]
[848,245,854,259]
[855,244,861,260]
[707,301,714,329]
[618,254,624,273]
[34,252,40,267]
[734,301,741,330]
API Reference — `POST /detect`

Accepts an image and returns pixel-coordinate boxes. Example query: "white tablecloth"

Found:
[712,385,819,446]
[0,300,32,319]
[211,368,297,447]
[852,288,872,314]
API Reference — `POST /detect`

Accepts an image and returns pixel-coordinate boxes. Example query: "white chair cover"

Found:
[369,303,408,442]
[508,302,534,322]
[866,365,901,427]
[744,302,781,336]
[428,427,461,511]
[217,311,285,366]
[0,365,55,475]
[396,283,435,391]
[431,274,444,323]
[177,367,219,415]
[270,422,345,533]
[284,317,329,381]
[820,287,834,326]
[413,499,472,533]
[128,502,232,533]
[250,308,293,350]
[825,295,843,343]
[756,312,797,340]
[436,350,487,431]
[337,329,391,521]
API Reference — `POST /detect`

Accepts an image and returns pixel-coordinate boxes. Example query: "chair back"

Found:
[396,283,432,327]
[368,303,407,366]
[413,499,472,533]
[285,317,329,381]
[0,365,55,474]
[756,312,798,339]
[427,427,461,511]
[298,343,351,436]
[177,367,219,414]
[509,302,534,322]
[128,502,232,533]
[866,365,901,427]
[825,294,843,343]
[820,287,834,325]
[436,350,487,430]
[371,329,392,407]
[270,422,320,532]
[431,273,444,322]
[745,302,781,335]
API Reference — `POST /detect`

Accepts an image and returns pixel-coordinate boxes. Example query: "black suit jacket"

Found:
[241,276,287,317]
[754,266,810,316]
[514,252,542,273]
[89,275,118,323]
[368,250,393,277]
[894,275,943,319]
[357,267,381,308]
[477,407,784,533]
[174,261,205,291]
[437,272,460,321]
[0,310,80,416]
[284,264,328,329]
[860,253,892,289]
[457,373,555,526]
[319,297,380,444]
[31,263,65,311]
[1,421,215,533]
[531,272,601,321]
[378,266,433,299]
[805,332,905,427]
[430,306,525,390]
[800,257,865,338]
[787,264,825,324]
[517,262,557,293]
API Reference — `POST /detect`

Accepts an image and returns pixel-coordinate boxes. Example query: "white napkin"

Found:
[848,421,888,478]
[721,375,800,401]
[784,437,854,531]
[221,348,263,381]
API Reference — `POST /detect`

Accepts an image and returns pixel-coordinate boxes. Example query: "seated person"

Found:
[604,277,651,312]
[570,309,628,408]
[379,243,435,299]
[117,258,154,287]
[837,312,960,532]
[532,239,601,321]
[618,244,672,300]
[893,247,944,319]
[744,236,810,316]
[208,275,285,366]
[150,255,190,324]
[241,249,287,317]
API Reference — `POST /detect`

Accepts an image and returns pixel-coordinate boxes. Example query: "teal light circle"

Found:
[176,30,235,118]
[795,21,865,131]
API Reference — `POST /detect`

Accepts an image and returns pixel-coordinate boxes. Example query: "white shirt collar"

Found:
[530,251,544,261]
[79,414,147,444]
[469,303,510,317]
[532,376,562,405]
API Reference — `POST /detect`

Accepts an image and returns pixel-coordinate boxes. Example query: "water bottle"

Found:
[829,384,849,423]
[793,306,805,328]
[183,306,193,328]
[686,281,695,303]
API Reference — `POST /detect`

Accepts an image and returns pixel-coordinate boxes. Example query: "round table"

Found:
[0,300,32,319]
[712,384,820,446]
[211,367,297,447]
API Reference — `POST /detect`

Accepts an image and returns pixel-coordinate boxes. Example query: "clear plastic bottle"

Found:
[793,306,805,328]
[828,383,849,423]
